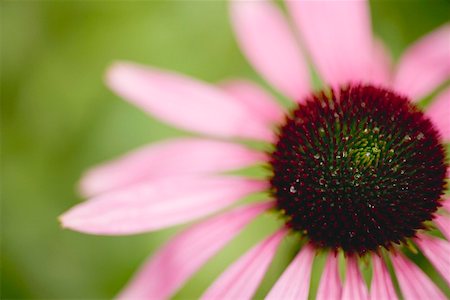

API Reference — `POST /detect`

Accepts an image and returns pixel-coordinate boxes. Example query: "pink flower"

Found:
[61,1,450,299]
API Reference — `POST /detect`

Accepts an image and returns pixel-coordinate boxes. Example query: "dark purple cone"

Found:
[270,84,447,254]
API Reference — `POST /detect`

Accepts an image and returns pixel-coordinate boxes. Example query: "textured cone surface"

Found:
[270,84,447,254]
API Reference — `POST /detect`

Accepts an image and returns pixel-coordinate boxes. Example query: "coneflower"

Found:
[61,1,450,299]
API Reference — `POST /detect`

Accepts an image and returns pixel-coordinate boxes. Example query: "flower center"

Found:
[270,84,447,254]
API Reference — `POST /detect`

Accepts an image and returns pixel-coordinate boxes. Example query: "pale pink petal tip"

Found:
[117,201,273,300]
[416,234,450,286]
[342,256,369,300]
[391,252,446,300]
[61,177,269,235]
[79,138,267,197]
[370,255,398,300]
[106,62,273,140]
[230,0,310,100]
[316,252,342,300]
[265,244,314,300]
[426,87,450,141]
[287,0,374,87]
[201,228,286,300]
[394,24,450,101]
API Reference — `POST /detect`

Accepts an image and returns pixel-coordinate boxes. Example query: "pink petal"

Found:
[416,234,450,285]
[370,255,398,300]
[426,87,450,141]
[394,24,450,101]
[370,38,394,86]
[79,138,267,197]
[391,252,446,300]
[118,201,273,300]
[287,0,375,87]
[342,256,369,300]
[107,62,273,140]
[230,0,310,100]
[201,228,286,300]
[440,197,450,212]
[434,214,450,241]
[220,79,285,125]
[60,176,268,235]
[265,244,314,300]
[316,253,342,300]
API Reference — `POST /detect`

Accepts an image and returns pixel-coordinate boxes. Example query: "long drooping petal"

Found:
[370,255,398,300]
[117,201,273,300]
[201,228,286,300]
[79,138,267,197]
[394,24,450,101]
[342,256,369,300]
[265,244,314,300]
[425,87,450,141]
[416,234,450,285]
[61,176,268,235]
[287,0,378,87]
[391,252,446,300]
[230,0,310,100]
[220,79,285,125]
[316,253,342,300]
[106,62,273,140]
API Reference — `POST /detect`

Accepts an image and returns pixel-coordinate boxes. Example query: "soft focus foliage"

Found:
[1,1,449,298]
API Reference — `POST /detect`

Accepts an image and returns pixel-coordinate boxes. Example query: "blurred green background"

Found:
[1,0,449,299]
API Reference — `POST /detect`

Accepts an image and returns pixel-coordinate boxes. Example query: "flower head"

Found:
[272,84,447,254]
[61,0,450,299]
